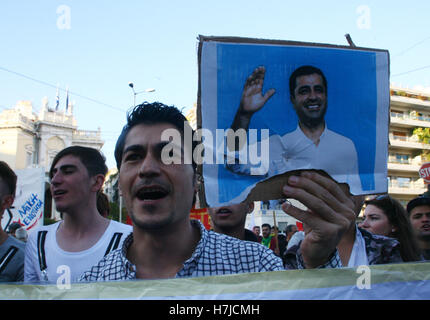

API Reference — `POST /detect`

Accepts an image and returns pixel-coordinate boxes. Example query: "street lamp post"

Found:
[121,82,155,223]
[128,82,155,106]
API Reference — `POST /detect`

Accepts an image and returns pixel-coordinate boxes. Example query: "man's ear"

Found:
[290,94,295,105]
[247,202,255,214]
[1,195,14,211]
[91,174,105,193]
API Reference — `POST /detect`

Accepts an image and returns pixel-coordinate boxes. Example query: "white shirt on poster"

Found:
[227,124,363,195]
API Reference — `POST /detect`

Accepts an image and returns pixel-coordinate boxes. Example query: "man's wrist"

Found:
[296,245,343,269]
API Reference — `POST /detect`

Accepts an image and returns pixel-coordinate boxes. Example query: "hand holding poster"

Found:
[197,36,390,207]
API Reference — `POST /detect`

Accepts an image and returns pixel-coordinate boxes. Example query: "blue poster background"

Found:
[215,43,379,203]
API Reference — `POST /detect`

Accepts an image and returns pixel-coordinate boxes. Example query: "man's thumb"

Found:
[263,88,276,102]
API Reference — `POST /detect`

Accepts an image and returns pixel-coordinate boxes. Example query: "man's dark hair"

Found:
[49,146,108,179]
[114,101,197,171]
[97,192,110,218]
[406,195,430,215]
[261,223,271,229]
[289,65,327,98]
[0,161,17,196]
[285,224,297,234]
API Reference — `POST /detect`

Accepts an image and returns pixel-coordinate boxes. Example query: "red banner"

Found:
[190,207,211,230]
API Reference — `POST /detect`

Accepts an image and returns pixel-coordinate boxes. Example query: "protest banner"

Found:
[1,167,45,232]
[197,36,390,207]
[190,206,211,230]
[1,262,428,300]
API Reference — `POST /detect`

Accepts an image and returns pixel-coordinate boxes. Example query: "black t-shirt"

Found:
[244,229,259,242]
[423,248,430,261]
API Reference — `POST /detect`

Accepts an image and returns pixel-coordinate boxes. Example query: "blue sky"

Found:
[1,0,429,169]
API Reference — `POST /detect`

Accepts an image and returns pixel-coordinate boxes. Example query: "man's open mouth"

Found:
[136,186,169,201]
[53,190,67,196]
[306,104,320,110]
[216,208,232,215]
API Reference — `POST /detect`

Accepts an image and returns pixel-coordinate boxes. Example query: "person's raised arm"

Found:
[281,171,356,269]
[229,66,275,151]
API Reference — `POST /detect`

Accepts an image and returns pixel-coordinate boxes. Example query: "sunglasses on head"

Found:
[375,194,390,201]
[373,194,398,210]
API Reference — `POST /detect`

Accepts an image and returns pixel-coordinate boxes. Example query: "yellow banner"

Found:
[1,262,429,300]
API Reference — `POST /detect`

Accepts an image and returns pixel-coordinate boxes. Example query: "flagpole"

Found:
[55,84,60,111]
[65,86,69,114]
[272,210,279,255]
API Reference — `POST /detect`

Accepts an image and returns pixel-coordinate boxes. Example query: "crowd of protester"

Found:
[0,102,429,286]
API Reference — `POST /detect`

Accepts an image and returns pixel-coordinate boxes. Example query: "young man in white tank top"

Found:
[24,146,131,284]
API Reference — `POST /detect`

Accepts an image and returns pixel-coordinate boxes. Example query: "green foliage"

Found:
[108,201,127,224]
[43,217,57,225]
[413,127,430,161]
[413,127,430,144]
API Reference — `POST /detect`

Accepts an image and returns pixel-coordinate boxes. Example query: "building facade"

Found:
[388,86,430,205]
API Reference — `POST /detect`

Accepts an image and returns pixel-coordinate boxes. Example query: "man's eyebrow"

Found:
[413,212,430,215]
[50,164,77,177]
[123,141,179,154]
[298,84,325,89]
[53,164,77,171]
[122,144,145,155]
[60,164,77,170]
[160,139,184,151]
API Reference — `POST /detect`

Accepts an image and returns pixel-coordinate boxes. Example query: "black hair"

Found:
[49,146,108,179]
[0,161,17,196]
[114,101,197,171]
[285,224,297,234]
[97,192,110,217]
[289,65,327,98]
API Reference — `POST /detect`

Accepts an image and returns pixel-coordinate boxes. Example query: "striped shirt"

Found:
[79,220,342,282]
[79,220,284,281]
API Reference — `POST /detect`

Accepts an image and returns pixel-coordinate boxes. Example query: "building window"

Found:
[392,131,407,141]
[391,110,404,119]
[397,177,411,188]
[26,151,33,167]
[389,153,410,164]
[24,144,34,168]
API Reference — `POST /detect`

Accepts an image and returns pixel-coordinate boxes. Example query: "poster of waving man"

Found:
[197,36,390,207]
